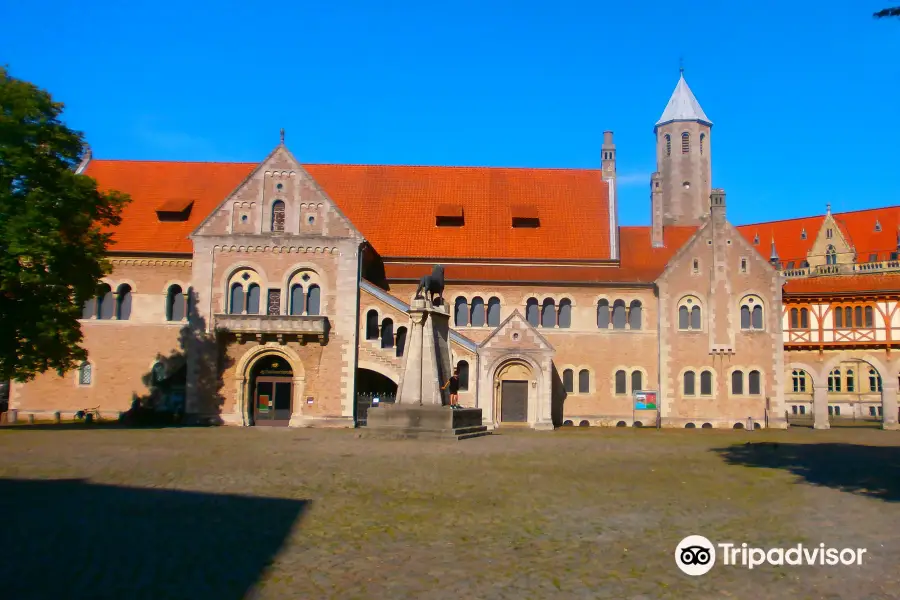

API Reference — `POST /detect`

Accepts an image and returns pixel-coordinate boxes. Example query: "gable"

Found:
[479,309,553,352]
[191,145,361,241]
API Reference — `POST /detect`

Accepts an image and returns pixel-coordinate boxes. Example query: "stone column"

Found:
[288,375,307,427]
[813,382,830,430]
[395,299,451,407]
[882,384,899,430]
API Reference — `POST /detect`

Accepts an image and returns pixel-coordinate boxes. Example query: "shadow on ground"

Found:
[714,441,900,502]
[0,478,308,599]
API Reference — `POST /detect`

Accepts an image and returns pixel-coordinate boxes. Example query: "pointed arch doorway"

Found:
[249,354,293,426]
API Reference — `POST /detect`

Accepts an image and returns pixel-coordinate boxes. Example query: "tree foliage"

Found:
[874,7,900,17]
[0,66,129,382]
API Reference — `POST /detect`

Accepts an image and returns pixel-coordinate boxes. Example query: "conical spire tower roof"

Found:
[656,74,712,128]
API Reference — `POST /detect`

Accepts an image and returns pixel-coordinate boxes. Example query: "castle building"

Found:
[10,74,900,431]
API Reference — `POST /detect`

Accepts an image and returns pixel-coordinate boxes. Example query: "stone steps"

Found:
[454,425,492,440]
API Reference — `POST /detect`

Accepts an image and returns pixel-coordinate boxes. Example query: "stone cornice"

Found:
[213,244,340,254]
[108,258,192,267]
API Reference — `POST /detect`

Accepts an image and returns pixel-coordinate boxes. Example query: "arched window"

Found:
[845,306,853,327]
[115,284,132,320]
[578,369,590,393]
[792,370,808,393]
[166,285,185,321]
[395,327,407,357]
[700,371,713,395]
[78,362,92,386]
[846,369,855,393]
[864,305,874,328]
[691,306,701,329]
[229,283,244,314]
[731,370,744,395]
[683,371,695,396]
[870,368,883,392]
[380,318,394,349]
[271,200,285,232]
[457,360,470,391]
[826,245,837,265]
[665,134,671,157]
[563,369,574,393]
[558,299,572,328]
[470,297,485,327]
[306,284,321,316]
[454,297,468,326]
[246,284,261,314]
[541,298,556,328]
[365,310,379,340]
[678,306,689,330]
[700,132,705,155]
[740,295,764,330]
[834,306,843,328]
[525,298,539,327]
[828,368,841,392]
[615,370,627,395]
[790,308,799,329]
[597,299,610,329]
[631,370,642,393]
[81,296,96,319]
[678,297,701,330]
[800,308,809,328]
[97,284,114,320]
[290,284,304,316]
[612,300,627,329]
[487,297,501,327]
[855,306,862,327]
[681,132,690,154]
[748,370,761,395]
[629,300,642,330]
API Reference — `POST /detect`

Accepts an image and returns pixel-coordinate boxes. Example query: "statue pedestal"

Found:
[363,298,490,441]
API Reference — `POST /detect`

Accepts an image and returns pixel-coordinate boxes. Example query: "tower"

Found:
[651,72,712,230]
[602,131,619,259]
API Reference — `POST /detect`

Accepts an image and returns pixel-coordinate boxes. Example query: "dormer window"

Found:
[511,205,539,228]
[435,204,464,227]
[155,199,193,222]
[753,234,759,245]
[875,220,882,232]
[800,228,806,240]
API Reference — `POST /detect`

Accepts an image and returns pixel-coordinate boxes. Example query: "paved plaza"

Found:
[1,425,899,599]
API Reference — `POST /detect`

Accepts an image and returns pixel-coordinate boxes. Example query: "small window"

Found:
[290,284,304,316]
[365,310,379,340]
[692,259,699,273]
[665,134,671,157]
[691,306,701,330]
[875,220,882,232]
[631,370,642,393]
[470,296,486,327]
[826,228,833,239]
[597,299,610,329]
[869,253,879,262]
[115,284,132,320]
[828,368,841,392]
[525,298,539,327]
[753,234,759,245]
[78,362,92,386]
[870,369,882,392]
[246,284,261,314]
[681,132,690,154]
[97,284,114,320]
[457,360,470,391]
[305,284,320,316]
[271,200,285,232]
[455,297,468,326]
[865,305,874,328]
[792,370,807,393]
[800,308,809,329]
[826,245,837,265]
[578,369,590,394]
[380,318,394,349]
[629,300,642,330]
[563,369,574,393]
[800,228,807,240]
[700,371,712,395]
[847,369,855,393]
[748,370,761,395]
[395,326,407,358]
[612,300,627,329]
[558,299,572,329]
[615,370,627,395]
[740,258,747,273]
[790,308,799,329]
[699,132,705,155]
[541,298,556,328]
[487,297,501,327]
[683,371,696,396]
[731,370,744,395]
[166,285,185,321]
[229,283,245,315]
[679,306,689,330]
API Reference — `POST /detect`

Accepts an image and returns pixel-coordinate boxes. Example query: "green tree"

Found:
[874,7,900,17]
[0,66,129,382]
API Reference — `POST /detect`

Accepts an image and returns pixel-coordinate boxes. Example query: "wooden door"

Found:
[501,380,528,423]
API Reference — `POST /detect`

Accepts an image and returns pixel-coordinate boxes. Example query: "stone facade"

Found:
[9,73,900,431]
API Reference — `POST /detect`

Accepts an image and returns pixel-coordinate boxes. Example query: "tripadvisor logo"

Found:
[675,535,867,576]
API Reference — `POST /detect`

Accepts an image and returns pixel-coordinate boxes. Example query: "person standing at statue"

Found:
[441,368,460,408]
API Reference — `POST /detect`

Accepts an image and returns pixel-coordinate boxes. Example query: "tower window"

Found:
[665,134,671,157]
[682,132,690,154]
[700,133,705,155]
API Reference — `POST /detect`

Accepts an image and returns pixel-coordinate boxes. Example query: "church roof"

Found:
[656,74,712,127]
[82,159,613,262]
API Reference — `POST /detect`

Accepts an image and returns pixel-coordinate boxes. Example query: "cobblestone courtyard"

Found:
[2,425,900,599]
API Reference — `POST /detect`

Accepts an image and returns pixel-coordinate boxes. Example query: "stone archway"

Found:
[234,344,306,427]
[804,353,898,431]
[494,359,533,426]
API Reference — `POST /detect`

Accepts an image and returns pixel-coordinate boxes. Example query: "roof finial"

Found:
[280,128,285,144]
[679,56,684,76]
[826,202,831,214]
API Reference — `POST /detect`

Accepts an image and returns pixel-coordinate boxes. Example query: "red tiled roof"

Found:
[737,206,900,265]
[84,160,612,261]
[784,272,900,296]
[381,226,698,284]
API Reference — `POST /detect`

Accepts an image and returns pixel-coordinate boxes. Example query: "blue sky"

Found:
[2,0,898,226]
